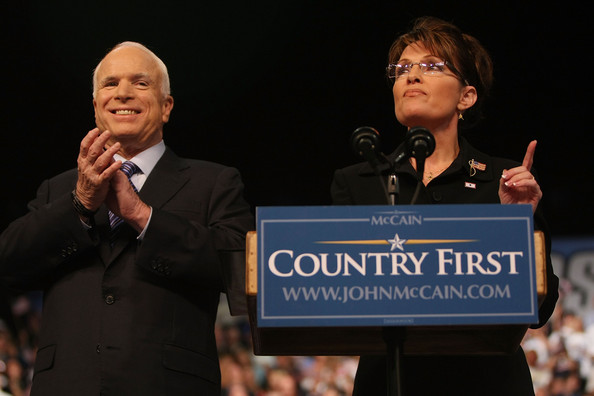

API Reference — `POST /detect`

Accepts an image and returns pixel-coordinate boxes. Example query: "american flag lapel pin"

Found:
[468,159,486,177]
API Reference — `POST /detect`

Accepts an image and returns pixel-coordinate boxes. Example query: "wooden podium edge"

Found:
[246,231,258,296]
[534,230,547,305]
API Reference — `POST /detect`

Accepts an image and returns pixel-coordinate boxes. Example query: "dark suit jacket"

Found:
[332,137,559,396]
[0,148,254,395]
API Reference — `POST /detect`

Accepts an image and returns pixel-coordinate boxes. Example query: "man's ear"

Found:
[161,95,174,123]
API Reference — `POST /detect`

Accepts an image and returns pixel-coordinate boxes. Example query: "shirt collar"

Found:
[114,140,166,178]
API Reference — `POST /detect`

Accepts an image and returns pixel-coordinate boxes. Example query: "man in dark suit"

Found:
[0,42,253,395]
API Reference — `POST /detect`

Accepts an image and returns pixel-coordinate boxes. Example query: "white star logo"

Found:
[388,233,407,251]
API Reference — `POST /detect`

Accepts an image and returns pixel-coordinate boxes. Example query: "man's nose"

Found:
[114,82,134,100]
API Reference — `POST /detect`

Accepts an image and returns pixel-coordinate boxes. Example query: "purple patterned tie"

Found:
[108,161,140,242]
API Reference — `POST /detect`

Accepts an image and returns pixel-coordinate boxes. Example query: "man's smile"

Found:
[112,109,140,115]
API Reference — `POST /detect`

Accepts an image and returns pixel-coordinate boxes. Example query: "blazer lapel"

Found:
[137,148,190,210]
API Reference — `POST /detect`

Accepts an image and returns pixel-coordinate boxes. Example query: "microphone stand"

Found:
[376,152,399,206]
[384,326,406,396]
[381,133,432,396]
[382,152,405,396]
[385,149,409,206]
[387,173,398,206]
[410,155,426,205]
[352,125,434,396]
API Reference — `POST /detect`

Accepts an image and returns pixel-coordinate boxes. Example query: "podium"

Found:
[245,205,547,395]
[246,234,547,356]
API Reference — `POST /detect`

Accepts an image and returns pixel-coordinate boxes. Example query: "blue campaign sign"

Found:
[257,204,538,327]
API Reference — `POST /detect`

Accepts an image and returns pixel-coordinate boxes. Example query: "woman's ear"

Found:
[458,85,477,112]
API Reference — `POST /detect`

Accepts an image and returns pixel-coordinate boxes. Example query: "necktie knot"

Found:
[120,161,140,193]
[121,161,140,179]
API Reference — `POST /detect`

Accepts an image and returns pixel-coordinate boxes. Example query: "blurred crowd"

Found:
[522,278,594,396]
[2,280,594,396]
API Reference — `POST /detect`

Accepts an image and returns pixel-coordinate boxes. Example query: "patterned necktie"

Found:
[108,161,141,242]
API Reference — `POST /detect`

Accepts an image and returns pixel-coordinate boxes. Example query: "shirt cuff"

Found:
[79,217,93,229]
[137,206,153,240]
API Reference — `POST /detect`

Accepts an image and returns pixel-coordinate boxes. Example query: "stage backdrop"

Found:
[551,238,594,323]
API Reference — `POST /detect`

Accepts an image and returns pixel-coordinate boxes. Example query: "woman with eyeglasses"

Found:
[331,16,558,395]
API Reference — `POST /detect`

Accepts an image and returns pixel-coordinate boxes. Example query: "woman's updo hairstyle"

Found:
[388,17,494,128]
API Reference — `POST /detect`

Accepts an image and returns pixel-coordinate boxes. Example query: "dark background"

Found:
[1,1,591,236]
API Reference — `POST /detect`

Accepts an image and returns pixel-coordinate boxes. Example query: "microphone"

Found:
[405,126,435,205]
[392,126,435,166]
[350,126,394,204]
[405,126,435,163]
[350,126,384,174]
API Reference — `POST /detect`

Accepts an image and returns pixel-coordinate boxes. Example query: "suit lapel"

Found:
[137,148,190,210]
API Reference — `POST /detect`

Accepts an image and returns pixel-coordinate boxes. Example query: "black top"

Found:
[332,137,559,396]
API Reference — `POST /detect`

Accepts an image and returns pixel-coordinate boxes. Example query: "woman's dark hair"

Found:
[388,16,493,128]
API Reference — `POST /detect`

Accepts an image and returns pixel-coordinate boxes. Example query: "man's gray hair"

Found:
[92,41,171,99]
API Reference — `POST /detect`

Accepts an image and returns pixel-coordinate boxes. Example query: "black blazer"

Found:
[0,148,254,395]
[332,137,559,396]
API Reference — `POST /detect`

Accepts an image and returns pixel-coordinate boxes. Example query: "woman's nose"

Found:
[407,64,423,82]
